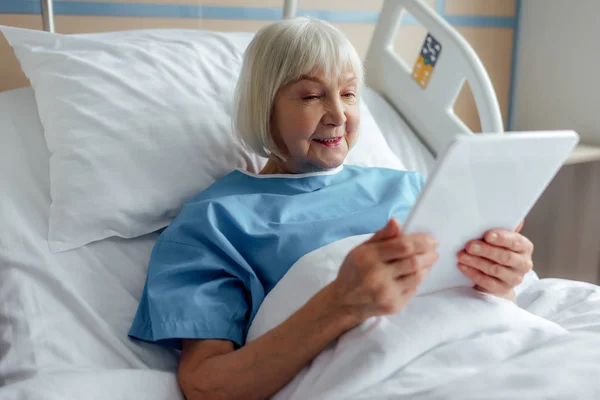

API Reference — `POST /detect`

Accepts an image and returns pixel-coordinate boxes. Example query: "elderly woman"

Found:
[129,18,534,400]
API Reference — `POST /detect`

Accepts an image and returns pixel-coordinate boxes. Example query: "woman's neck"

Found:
[259,159,288,175]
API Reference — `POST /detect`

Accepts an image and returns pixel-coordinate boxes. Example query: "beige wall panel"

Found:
[68,0,266,4]
[453,82,480,132]
[454,26,513,132]
[0,14,42,92]
[59,0,436,13]
[445,0,515,17]
[198,19,274,32]
[55,16,274,34]
[55,16,374,58]
[424,0,437,11]
[56,15,201,32]
[278,0,384,12]
[69,0,387,12]
[69,0,291,7]
[393,25,429,69]
[54,15,274,33]
[333,23,375,60]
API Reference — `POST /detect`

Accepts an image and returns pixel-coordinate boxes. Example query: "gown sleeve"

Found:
[129,201,263,350]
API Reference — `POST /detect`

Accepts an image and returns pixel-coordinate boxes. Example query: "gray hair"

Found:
[233,17,364,160]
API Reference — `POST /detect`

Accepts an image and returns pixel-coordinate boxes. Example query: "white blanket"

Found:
[247,236,600,399]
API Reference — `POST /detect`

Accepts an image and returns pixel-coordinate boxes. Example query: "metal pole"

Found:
[283,0,297,19]
[41,0,55,33]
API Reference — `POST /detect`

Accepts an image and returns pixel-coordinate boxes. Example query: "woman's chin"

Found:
[309,145,348,169]
[313,154,346,171]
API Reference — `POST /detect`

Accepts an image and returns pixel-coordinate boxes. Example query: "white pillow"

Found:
[352,100,407,171]
[362,86,435,176]
[0,87,179,390]
[2,26,405,253]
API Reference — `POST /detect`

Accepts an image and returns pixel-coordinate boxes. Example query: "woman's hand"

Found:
[457,221,534,301]
[329,219,439,324]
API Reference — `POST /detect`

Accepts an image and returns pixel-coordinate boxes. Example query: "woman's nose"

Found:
[323,98,347,127]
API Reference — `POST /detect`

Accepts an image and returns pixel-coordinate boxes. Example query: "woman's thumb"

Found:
[368,218,402,243]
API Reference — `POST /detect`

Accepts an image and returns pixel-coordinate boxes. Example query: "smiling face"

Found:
[268,69,360,174]
[233,18,365,174]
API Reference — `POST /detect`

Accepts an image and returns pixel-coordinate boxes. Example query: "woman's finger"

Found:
[515,220,525,233]
[391,250,438,279]
[465,240,531,272]
[375,234,438,262]
[367,218,402,243]
[457,251,523,287]
[458,264,512,294]
[395,263,432,291]
[482,230,534,254]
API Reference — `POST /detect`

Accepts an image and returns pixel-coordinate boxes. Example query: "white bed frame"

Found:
[39,0,504,156]
[365,0,504,155]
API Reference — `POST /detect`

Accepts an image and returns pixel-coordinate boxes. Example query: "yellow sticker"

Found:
[411,34,442,89]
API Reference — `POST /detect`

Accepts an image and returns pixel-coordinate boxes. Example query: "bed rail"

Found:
[283,0,298,19]
[41,0,55,33]
[365,0,504,156]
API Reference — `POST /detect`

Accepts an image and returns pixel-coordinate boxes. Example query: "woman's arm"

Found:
[178,219,439,400]
[178,282,356,400]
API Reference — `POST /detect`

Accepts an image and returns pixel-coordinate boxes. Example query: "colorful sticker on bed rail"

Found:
[412,34,442,89]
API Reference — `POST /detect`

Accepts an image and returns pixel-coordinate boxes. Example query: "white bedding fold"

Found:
[248,236,600,399]
[0,370,182,400]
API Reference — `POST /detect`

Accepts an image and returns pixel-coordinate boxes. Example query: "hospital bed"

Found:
[1,1,599,399]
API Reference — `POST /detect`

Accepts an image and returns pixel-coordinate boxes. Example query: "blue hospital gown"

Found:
[129,165,424,349]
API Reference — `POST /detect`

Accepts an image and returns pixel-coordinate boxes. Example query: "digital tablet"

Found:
[405,131,579,296]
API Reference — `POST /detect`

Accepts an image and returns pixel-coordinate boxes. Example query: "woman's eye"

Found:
[303,95,320,101]
[343,93,356,98]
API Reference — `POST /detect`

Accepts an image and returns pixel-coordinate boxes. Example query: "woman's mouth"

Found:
[313,137,343,147]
